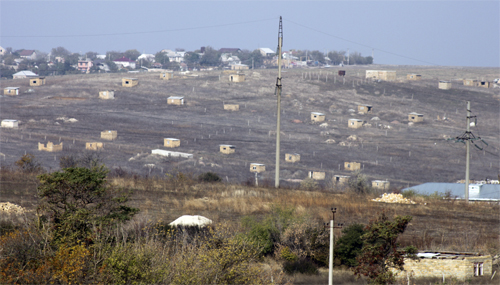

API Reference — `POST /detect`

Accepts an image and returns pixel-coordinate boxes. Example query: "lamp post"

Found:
[324,207,343,285]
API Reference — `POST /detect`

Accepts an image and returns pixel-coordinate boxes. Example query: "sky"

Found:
[1,0,499,67]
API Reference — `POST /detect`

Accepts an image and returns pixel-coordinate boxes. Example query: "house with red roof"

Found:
[113,57,136,69]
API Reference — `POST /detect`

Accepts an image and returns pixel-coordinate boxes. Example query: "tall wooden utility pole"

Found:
[465,101,471,203]
[275,17,283,188]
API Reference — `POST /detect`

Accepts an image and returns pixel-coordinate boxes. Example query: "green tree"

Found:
[184,52,200,69]
[327,50,346,65]
[335,223,366,267]
[310,50,325,64]
[354,213,418,284]
[124,49,140,61]
[15,153,44,174]
[51,46,71,58]
[199,46,220,66]
[154,52,170,65]
[37,166,139,245]
[348,171,371,194]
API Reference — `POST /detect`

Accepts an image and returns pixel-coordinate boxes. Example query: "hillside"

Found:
[0,65,499,188]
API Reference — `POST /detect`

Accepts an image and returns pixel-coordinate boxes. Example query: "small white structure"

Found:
[1,119,18,128]
[152,149,193,158]
[169,215,212,227]
[167,96,185,105]
[4,87,20,95]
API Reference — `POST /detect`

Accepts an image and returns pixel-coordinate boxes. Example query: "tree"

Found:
[347,171,371,194]
[124,49,140,61]
[155,52,170,65]
[37,166,139,245]
[183,52,200,69]
[354,213,418,284]
[335,223,366,267]
[85,51,98,60]
[327,51,346,65]
[199,46,220,66]
[310,50,325,64]
[15,153,43,174]
[51,46,71,58]
[106,51,124,61]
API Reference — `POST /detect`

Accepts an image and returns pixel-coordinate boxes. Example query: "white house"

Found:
[1,119,19,128]
[113,56,136,69]
[259,48,275,57]
[12,70,37,79]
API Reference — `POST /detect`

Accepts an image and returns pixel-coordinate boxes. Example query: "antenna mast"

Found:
[275,16,283,188]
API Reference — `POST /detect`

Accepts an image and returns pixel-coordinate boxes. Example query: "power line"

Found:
[1,18,277,38]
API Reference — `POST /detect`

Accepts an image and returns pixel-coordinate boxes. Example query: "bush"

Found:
[300,178,318,190]
[198,172,222,182]
[283,258,318,275]
[334,223,366,267]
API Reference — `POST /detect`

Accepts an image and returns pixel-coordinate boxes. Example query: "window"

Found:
[347,164,350,168]
[125,81,129,84]
[253,166,256,170]
[474,262,483,276]
[167,141,170,145]
[411,116,415,119]
[33,81,37,84]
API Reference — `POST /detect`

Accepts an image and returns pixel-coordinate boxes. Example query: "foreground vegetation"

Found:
[1,156,499,284]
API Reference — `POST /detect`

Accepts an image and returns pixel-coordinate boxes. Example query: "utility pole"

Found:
[450,101,487,203]
[324,208,343,285]
[275,16,283,188]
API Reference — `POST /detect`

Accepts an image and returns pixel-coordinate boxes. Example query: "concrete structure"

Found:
[12,70,38,79]
[29,77,45,86]
[395,252,492,280]
[366,70,396,81]
[229,73,245,82]
[231,64,249,70]
[1,119,19,128]
[160,72,173,80]
[167,96,184,105]
[99,90,115,99]
[407,74,422,80]
[86,142,104,150]
[311,112,325,122]
[259,48,275,57]
[345,162,361,171]
[169,215,212,227]
[348,119,363,129]
[219,144,235,154]
[333,175,350,185]
[408,112,424,122]
[164,138,180,148]
[372,180,390,190]
[101,130,117,141]
[122,78,138,87]
[19,50,36,60]
[308,171,325,180]
[114,57,136,69]
[463,79,477,86]
[438,81,452,90]
[357,104,373,114]
[250,163,265,173]
[224,104,239,111]
[478,81,491,88]
[152,149,193,158]
[4,87,19,95]
[38,141,63,152]
[285,153,300,163]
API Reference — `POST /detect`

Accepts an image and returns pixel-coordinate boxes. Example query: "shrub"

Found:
[334,223,366,267]
[198,171,222,182]
[283,258,318,275]
[300,178,318,190]
[15,153,44,174]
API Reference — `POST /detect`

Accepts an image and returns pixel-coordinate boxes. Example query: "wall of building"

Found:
[38,142,63,152]
[398,256,492,280]
[101,131,117,140]
[224,104,239,111]
[122,78,138,87]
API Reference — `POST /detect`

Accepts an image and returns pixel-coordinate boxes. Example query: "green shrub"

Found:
[334,223,366,267]
[198,172,222,182]
[283,258,318,275]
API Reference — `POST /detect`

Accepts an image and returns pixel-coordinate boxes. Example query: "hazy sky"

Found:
[1,0,499,67]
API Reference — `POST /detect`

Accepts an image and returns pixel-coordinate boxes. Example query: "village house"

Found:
[4,87,20,96]
[408,112,424,122]
[0,46,6,56]
[308,171,325,180]
[77,59,93,73]
[231,64,249,70]
[122,78,138,87]
[219,144,235,154]
[164,138,180,148]
[114,57,136,69]
[395,252,492,281]
[167,96,184,105]
[344,162,361,171]
[99,90,114,99]
[160,71,173,80]
[311,112,325,122]
[438,80,452,90]
[365,70,396,81]
[229,73,245,82]
[250,163,265,173]
[19,50,36,60]
[29,77,45,86]
[38,141,63,152]
[407,74,422,80]
[357,104,373,114]
[223,103,239,111]
[101,130,117,141]
[285,153,300,163]
[259,48,275,57]
[348,119,363,129]
[12,70,38,79]
[86,142,104,151]
[463,79,477,86]
[333,175,350,185]
[372,180,390,190]
[1,119,18,128]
